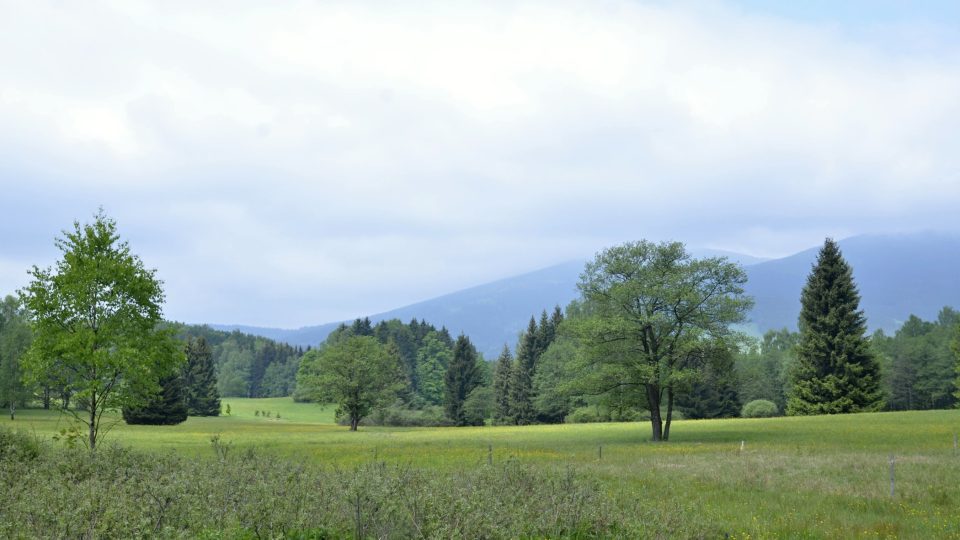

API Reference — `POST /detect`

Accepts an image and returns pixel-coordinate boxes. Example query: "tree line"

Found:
[4,211,960,445]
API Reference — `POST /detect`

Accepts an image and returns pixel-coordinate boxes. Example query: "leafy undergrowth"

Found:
[0,439,681,539]
[4,408,960,537]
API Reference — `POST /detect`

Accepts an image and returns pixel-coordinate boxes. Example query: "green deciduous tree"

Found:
[416,332,452,405]
[184,336,221,416]
[572,240,752,441]
[532,335,582,423]
[19,211,183,449]
[788,239,883,415]
[444,335,483,426]
[0,295,33,420]
[735,329,797,412]
[295,335,402,430]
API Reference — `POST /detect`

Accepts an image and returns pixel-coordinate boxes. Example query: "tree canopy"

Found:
[571,240,752,441]
[296,335,402,430]
[19,211,183,449]
[788,238,883,415]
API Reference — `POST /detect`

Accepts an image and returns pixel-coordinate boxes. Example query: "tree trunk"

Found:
[89,396,97,450]
[42,387,51,410]
[663,386,674,441]
[646,384,662,441]
[350,416,359,431]
[9,403,14,421]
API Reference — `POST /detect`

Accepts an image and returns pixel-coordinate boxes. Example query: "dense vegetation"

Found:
[174,324,305,399]
[4,405,960,538]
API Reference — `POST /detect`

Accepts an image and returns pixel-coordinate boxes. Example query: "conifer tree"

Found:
[184,336,221,416]
[122,373,188,425]
[444,335,482,426]
[952,328,960,404]
[788,238,883,414]
[492,345,514,424]
[510,317,538,425]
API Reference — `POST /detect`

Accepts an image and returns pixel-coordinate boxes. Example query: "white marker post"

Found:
[889,454,896,498]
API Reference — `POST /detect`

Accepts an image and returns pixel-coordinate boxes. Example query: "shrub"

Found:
[360,405,453,427]
[0,442,627,538]
[565,406,679,423]
[742,399,779,418]
[0,428,41,461]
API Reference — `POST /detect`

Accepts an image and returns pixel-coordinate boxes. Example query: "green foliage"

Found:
[0,427,41,461]
[122,373,188,425]
[492,345,514,424]
[443,335,483,426]
[19,211,183,449]
[676,344,741,419]
[363,403,451,427]
[0,295,32,420]
[173,324,305,399]
[216,345,253,398]
[462,385,493,424]
[873,309,959,410]
[510,317,539,425]
[415,333,452,405]
[8,404,960,536]
[741,399,779,418]
[183,336,221,416]
[533,335,583,423]
[571,240,752,440]
[735,329,797,412]
[0,443,620,539]
[954,324,960,405]
[789,239,883,415]
[296,336,402,430]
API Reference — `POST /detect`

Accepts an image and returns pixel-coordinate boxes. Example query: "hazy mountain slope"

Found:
[216,260,584,357]
[212,233,960,355]
[745,232,960,333]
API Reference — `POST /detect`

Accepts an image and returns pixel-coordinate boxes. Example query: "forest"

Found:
[1,218,959,436]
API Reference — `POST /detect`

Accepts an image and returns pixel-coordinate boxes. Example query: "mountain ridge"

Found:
[210,232,960,357]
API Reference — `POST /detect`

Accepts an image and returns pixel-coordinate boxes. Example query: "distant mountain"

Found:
[210,248,767,357]
[211,233,960,356]
[745,232,960,333]
[214,260,585,358]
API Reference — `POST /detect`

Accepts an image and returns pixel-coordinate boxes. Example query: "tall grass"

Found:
[4,403,960,537]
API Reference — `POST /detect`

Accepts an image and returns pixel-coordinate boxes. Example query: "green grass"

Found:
[6,401,960,538]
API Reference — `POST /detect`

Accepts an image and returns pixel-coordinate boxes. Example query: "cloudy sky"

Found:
[2,0,959,328]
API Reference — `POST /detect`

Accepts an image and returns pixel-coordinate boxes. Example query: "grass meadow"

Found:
[4,400,960,538]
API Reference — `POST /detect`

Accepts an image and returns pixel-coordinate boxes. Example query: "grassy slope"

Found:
[5,401,960,538]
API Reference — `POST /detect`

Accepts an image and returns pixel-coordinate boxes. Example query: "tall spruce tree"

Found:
[184,336,221,416]
[510,317,538,425]
[788,238,883,415]
[444,334,482,426]
[492,345,514,424]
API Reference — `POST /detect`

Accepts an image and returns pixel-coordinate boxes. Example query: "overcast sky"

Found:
[2,0,959,328]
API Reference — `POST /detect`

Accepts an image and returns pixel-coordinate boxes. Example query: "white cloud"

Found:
[1,0,959,325]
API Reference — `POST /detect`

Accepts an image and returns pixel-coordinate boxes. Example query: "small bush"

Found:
[0,428,42,461]
[742,399,779,418]
[565,406,678,423]
[361,405,453,427]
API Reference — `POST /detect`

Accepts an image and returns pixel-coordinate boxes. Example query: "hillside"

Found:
[213,232,960,354]
[745,232,960,333]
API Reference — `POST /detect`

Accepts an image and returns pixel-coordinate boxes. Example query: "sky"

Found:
[1,0,959,328]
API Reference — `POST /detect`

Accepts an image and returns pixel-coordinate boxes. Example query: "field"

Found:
[5,400,960,538]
